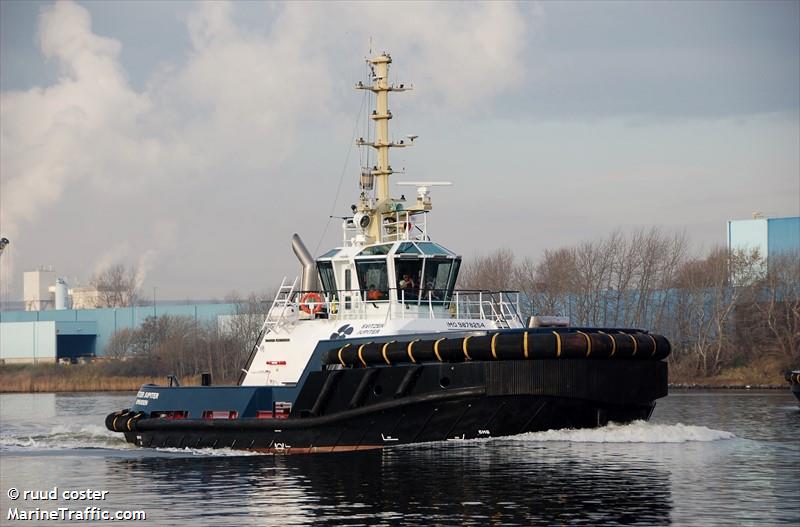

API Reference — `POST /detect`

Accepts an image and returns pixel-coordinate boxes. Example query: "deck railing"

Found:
[340,211,430,246]
[270,288,523,327]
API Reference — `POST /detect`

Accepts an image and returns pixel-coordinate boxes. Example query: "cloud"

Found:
[0,0,534,299]
[327,2,535,110]
[93,243,133,277]
[1,0,149,237]
[134,249,158,291]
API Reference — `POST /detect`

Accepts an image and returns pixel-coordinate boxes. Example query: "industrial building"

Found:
[21,268,130,311]
[727,215,800,260]
[2,264,248,364]
[0,303,239,364]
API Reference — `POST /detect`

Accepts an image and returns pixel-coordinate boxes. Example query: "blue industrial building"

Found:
[727,215,800,259]
[0,303,238,363]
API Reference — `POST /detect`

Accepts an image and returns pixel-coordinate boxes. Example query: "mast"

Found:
[370,53,391,205]
[355,52,426,243]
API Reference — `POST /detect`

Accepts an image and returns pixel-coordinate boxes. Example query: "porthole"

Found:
[373,385,383,396]
[440,377,450,388]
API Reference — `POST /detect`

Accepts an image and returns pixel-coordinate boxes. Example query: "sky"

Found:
[1,0,798,302]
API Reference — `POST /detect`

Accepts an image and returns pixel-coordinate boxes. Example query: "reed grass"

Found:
[0,363,200,393]
[2,357,788,393]
[669,355,788,387]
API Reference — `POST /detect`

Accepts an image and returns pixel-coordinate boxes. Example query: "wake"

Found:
[0,424,264,457]
[507,420,735,443]
[1,424,127,451]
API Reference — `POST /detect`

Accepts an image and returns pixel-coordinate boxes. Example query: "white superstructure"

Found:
[241,52,524,387]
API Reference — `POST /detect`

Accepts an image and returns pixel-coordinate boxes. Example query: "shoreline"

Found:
[1,361,792,394]
[0,378,790,394]
[668,383,786,390]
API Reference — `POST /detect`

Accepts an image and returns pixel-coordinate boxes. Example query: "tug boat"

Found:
[106,52,671,454]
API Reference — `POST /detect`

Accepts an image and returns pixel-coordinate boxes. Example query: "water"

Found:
[1,390,797,525]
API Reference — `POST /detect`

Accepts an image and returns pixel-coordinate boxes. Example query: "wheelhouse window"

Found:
[448,258,462,296]
[396,242,421,255]
[355,259,389,300]
[359,244,392,256]
[417,242,455,256]
[395,257,423,301]
[422,258,460,302]
[317,261,337,300]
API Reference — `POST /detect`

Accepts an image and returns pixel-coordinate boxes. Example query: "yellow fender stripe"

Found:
[606,332,617,357]
[407,339,419,364]
[523,331,529,359]
[358,343,371,368]
[552,331,562,358]
[491,333,499,359]
[337,343,351,367]
[112,412,124,431]
[647,334,658,357]
[382,341,394,365]
[434,338,446,362]
[462,336,472,360]
[127,413,142,431]
[628,334,638,356]
[577,331,592,357]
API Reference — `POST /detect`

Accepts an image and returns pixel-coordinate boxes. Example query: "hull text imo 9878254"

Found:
[106,52,671,454]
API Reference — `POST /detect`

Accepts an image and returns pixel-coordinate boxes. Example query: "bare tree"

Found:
[220,291,272,373]
[525,228,687,329]
[512,256,539,318]
[673,247,762,376]
[458,249,516,291]
[91,264,139,307]
[105,328,136,359]
[532,247,576,317]
[750,252,800,367]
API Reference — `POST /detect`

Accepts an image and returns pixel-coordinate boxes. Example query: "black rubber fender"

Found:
[125,411,146,432]
[105,409,130,432]
[324,330,672,367]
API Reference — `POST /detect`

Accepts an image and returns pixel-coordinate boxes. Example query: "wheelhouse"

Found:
[315,240,461,309]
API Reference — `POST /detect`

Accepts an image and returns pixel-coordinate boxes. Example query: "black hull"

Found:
[117,359,666,454]
[125,393,655,454]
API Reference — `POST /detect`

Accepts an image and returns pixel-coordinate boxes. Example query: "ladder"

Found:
[260,277,298,334]
[498,292,525,328]
[489,300,510,329]
[490,293,517,329]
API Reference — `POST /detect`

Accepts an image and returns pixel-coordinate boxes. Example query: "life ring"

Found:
[300,292,323,314]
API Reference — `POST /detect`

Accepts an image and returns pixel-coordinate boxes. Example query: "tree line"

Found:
[103,293,269,383]
[459,228,799,378]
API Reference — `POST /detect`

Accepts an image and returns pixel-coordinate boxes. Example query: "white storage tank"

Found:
[54,278,69,310]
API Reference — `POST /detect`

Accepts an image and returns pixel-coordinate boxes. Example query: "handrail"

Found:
[381,210,430,242]
[277,287,523,325]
